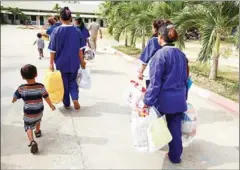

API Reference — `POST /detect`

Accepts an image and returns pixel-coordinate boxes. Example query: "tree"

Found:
[100,1,153,49]
[53,3,61,13]
[7,7,23,24]
[173,2,239,80]
[76,12,80,17]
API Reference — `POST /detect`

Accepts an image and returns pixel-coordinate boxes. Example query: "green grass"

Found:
[113,45,142,58]
[114,45,239,102]
[189,62,239,102]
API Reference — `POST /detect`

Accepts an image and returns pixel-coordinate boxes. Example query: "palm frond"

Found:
[198,25,216,62]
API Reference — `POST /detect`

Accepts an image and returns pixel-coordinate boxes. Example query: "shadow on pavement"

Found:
[58,106,103,118]
[1,124,108,156]
[197,107,234,125]
[60,102,130,117]
[91,69,127,76]
[161,139,239,169]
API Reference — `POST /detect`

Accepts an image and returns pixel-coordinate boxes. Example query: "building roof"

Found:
[1,10,97,18]
[1,1,101,14]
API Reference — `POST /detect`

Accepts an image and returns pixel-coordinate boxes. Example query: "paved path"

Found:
[1,25,239,169]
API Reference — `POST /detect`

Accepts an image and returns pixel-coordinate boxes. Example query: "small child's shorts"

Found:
[24,119,41,132]
[23,113,43,132]
[38,48,43,54]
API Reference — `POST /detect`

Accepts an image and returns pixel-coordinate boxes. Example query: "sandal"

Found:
[34,130,42,138]
[28,141,38,154]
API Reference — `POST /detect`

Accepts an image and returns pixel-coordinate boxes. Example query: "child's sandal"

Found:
[34,130,42,138]
[29,141,38,154]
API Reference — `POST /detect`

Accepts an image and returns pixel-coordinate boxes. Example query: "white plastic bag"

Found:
[84,47,95,60]
[123,80,146,109]
[182,103,197,147]
[131,108,158,152]
[131,107,172,152]
[77,67,91,89]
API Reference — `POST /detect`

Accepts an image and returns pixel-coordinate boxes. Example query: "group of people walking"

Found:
[14,6,188,165]
[13,7,102,153]
[138,19,189,164]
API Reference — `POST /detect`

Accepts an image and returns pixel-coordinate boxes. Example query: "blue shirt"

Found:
[144,45,188,114]
[139,37,161,64]
[48,25,85,73]
[55,22,62,27]
[46,25,57,36]
[76,26,90,47]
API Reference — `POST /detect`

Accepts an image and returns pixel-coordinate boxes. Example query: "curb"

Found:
[112,47,239,115]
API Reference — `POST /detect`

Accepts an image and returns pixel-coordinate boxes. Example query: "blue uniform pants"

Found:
[165,112,183,163]
[61,71,79,107]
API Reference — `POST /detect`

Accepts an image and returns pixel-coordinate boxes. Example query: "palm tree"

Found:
[100,1,153,49]
[53,3,61,14]
[7,7,23,24]
[173,2,239,80]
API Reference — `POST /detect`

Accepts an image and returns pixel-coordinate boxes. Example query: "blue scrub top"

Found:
[139,37,161,64]
[46,25,57,36]
[48,25,85,73]
[144,45,188,114]
[76,26,90,46]
[55,22,62,27]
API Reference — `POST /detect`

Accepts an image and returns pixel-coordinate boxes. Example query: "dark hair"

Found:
[60,7,72,21]
[48,17,55,26]
[152,19,168,37]
[37,33,42,38]
[75,17,85,30]
[92,18,97,22]
[20,64,37,80]
[158,20,178,43]
[53,16,58,22]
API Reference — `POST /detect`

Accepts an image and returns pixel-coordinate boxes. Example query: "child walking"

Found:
[12,64,55,154]
[33,33,45,59]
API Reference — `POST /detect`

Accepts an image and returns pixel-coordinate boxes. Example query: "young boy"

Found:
[12,64,55,154]
[33,33,45,59]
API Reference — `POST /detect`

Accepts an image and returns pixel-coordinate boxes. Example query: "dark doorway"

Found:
[40,16,44,25]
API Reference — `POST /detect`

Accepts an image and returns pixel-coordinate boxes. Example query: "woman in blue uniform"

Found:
[75,17,91,53]
[143,22,188,164]
[42,17,57,39]
[138,19,172,88]
[48,7,86,110]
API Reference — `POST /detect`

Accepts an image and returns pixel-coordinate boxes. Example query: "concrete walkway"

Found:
[1,25,239,169]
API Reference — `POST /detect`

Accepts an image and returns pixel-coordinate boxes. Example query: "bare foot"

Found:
[73,100,81,110]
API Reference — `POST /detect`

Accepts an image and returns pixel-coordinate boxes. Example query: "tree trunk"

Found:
[141,29,146,51]
[13,14,16,25]
[124,28,128,47]
[209,33,221,80]
[133,34,137,48]
[130,30,134,47]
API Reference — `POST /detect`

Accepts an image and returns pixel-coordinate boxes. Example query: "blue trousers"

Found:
[61,71,79,107]
[165,112,183,163]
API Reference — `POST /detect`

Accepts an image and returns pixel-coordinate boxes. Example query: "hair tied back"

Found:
[65,9,71,16]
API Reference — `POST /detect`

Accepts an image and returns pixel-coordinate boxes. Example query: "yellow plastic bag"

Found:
[44,70,64,104]
[42,36,49,41]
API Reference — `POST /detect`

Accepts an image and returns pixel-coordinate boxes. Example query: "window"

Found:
[31,15,36,21]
